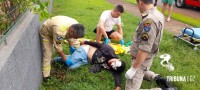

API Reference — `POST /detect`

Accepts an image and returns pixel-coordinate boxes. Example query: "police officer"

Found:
[124,0,168,89]
[40,15,85,81]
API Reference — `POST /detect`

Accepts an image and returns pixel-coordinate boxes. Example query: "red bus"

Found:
[175,0,200,8]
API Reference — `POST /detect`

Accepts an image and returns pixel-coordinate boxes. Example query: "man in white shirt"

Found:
[94,5,124,45]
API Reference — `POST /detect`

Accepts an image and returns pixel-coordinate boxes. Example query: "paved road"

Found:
[157,0,200,19]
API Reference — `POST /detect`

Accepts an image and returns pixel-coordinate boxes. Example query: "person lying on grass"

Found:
[52,41,126,90]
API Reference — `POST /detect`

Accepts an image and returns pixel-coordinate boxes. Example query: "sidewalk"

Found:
[106,0,191,35]
[156,0,200,20]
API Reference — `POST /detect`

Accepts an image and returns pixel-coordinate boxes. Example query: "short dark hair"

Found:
[154,0,158,6]
[70,24,85,38]
[115,60,126,73]
[114,5,124,13]
[137,0,153,4]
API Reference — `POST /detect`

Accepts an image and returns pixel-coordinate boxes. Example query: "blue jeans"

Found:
[53,46,88,69]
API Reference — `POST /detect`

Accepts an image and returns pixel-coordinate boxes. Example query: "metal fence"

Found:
[0,0,27,45]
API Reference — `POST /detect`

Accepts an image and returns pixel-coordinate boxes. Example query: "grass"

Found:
[124,0,200,27]
[40,0,200,90]
[124,0,137,4]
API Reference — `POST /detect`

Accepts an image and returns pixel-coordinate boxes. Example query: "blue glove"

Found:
[70,46,76,54]
[65,56,73,66]
[104,38,109,44]
[120,39,124,45]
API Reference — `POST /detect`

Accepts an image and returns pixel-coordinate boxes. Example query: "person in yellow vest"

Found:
[39,15,85,81]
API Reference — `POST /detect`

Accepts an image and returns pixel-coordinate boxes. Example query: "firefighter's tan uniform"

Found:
[40,16,78,77]
[125,7,164,90]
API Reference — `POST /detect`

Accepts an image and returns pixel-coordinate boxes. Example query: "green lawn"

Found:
[124,0,137,4]
[124,0,200,27]
[40,0,200,90]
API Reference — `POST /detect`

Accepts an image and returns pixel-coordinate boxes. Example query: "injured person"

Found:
[52,41,126,90]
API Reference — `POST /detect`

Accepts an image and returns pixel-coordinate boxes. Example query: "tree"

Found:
[0,0,50,35]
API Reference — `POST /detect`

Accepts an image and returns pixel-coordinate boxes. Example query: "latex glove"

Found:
[65,56,73,66]
[125,66,137,79]
[70,46,76,54]
[119,39,124,45]
[104,38,109,44]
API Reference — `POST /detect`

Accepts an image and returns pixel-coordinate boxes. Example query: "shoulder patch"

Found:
[141,33,149,41]
[57,36,63,41]
[143,19,153,32]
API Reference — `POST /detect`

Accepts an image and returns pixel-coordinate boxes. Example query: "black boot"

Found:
[43,76,52,82]
[154,75,178,90]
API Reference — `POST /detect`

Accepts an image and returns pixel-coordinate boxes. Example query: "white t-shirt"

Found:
[97,10,121,32]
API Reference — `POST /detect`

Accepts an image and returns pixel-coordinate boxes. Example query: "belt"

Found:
[91,49,105,64]
[91,49,99,64]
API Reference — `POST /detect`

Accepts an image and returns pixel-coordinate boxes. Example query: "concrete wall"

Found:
[0,11,42,90]
[0,0,53,89]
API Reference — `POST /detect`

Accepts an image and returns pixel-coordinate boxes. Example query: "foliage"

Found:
[30,0,50,21]
[11,0,51,21]
[0,0,50,35]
